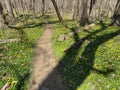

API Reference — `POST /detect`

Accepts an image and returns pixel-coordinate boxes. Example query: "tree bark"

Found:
[0,1,8,25]
[4,0,15,23]
[42,0,45,15]
[51,0,63,22]
[72,0,80,20]
[89,0,96,16]
[110,0,120,26]
[32,0,35,17]
[79,0,88,26]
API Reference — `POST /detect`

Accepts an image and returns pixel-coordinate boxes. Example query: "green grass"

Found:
[0,18,45,89]
[52,20,120,90]
[0,15,120,90]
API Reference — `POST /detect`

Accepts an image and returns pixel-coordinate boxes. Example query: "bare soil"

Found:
[28,24,67,90]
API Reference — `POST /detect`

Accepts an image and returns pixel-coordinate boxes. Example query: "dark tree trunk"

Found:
[79,0,88,26]
[89,0,96,15]
[110,0,120,26]
[0,1,8,25]
[51,0,63,22]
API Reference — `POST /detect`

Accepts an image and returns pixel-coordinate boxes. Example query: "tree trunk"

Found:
[110,0,120,26]
[89,0,96,16]
[0,1,8,25]
[51,0,63,22]
[79,0,88,26]
[32,0,35,17]
[72,0,80,20]
[42,0,45,15]
[4,0,15,23]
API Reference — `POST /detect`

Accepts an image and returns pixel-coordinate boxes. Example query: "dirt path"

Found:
[28,24,67,90]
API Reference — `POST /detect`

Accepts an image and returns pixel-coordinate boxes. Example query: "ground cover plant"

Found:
[0,0,120,90]
[0,15,120,90]
[0,17,45,90]
[52,19,120,90]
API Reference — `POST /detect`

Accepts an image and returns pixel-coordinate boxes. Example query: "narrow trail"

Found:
[28,24,67,90]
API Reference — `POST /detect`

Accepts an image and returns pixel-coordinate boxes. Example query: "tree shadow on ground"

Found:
[16,72,30,90]
[38,21,120,90]
[7,18,73,46]
[8,22,44,47]
[15,19,72,29]
[7,26,29,43]
[8,22,46,30]
[9,16,72,31]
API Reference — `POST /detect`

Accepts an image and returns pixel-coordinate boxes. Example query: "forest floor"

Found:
[28,24,67,90]
[0,16,120,90]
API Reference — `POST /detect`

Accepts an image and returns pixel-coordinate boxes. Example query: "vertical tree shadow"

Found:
[39,22,119,90]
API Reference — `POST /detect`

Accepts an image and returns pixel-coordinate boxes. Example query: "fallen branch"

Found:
[1,82,11,90]
[0,38,21,44]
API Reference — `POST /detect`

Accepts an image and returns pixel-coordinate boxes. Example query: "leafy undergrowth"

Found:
[52,20,120,90]
[0,17,45,89]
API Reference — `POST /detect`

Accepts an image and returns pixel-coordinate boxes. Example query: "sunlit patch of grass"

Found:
[0,18,45,89]
[52,23,74,60]
[52,19,120,90]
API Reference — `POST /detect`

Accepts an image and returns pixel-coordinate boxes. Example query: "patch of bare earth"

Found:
[28,24,67,90]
